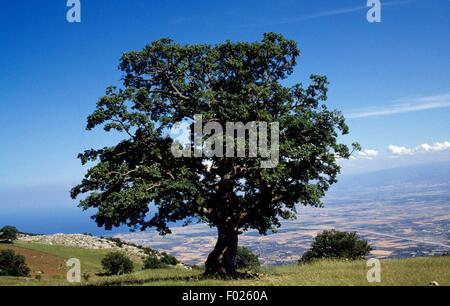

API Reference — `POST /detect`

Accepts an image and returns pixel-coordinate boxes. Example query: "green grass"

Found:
[143,257,450,286]
[15,241,145,273]
[1,242,449,286]
[0,241,144,285]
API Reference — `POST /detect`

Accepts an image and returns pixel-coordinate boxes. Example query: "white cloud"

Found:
[388,145,415,155]
[388,141,450,156]
[358,149,379,159]
[347,93,450,119]
[419,142,450,152]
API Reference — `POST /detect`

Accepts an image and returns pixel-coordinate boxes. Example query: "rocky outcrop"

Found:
[19,234,147,260]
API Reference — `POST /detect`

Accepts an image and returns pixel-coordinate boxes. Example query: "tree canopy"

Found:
[71,33,357,275]
[300,230,373,263]
[0,250,30,277]
[0,226,19,243]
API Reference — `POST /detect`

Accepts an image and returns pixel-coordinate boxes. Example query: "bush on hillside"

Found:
[101,252,134,275]
[0,226,19,243]
[236,247,261,271]
[299,230,372,263]
[142,247,158,256]
[0,249,31,277]
[143,254,166,269]
[105,237,124,248]
[159,252,179,266]
[142,252,179,270]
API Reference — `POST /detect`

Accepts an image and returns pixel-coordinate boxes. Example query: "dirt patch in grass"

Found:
[0,243,66,278]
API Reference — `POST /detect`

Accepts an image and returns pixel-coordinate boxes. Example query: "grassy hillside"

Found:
[0,241,448,286]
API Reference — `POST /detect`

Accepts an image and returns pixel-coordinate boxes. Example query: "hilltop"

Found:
[19,233,148,260]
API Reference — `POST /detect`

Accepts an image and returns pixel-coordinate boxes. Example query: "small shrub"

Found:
[0,249,31,277]
[300,230,372,263]
[105,237,124,248]
[236,247,260,271]
[142,247,158,256]
[143,254,166,269]
[101,252,134,275]
[0,226,19,243]
[160,252,179,266]
[142,251,179,269]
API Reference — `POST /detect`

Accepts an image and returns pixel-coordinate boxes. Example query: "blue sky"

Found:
[1,0,450,189]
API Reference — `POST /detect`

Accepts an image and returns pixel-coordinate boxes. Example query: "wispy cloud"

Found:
[347,93,450,119]
[259,0,414,26]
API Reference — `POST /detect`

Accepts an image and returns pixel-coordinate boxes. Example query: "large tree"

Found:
[71,33,357,276]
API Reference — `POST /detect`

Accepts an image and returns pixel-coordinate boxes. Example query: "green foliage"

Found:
[159,252,179,265]
[71,33,358,273]
[300,230,372,263]
[105,237,124,248]
[101,252,134,275]
[236,247,260,271]
[143,252,179,269]
[0,249,30,277]
[143,254,166,269]
[0,226,19,243]
[72,33,356,235]
[142,247,158,256]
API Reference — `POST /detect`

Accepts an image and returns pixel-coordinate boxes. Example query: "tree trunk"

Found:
[205,224,239,276]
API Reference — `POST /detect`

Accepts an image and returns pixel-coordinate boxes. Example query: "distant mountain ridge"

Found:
[333,161,450,192]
